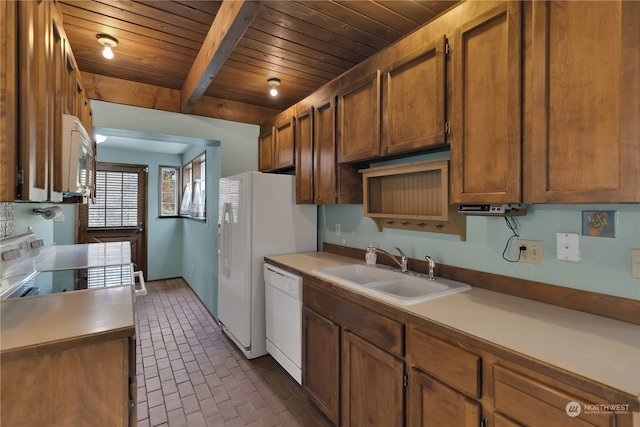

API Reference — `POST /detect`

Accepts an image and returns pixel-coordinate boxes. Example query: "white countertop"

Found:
[35,242,132,271]
[265,252,640,404]
[1,285,135,357]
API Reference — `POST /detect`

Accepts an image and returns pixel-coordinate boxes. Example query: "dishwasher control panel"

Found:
[264,264,301,298]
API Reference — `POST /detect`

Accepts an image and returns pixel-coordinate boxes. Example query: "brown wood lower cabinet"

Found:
[298,274,638,427]
[302,278,405,426]
[341,330,404,427]
[492,412,523,427]
[408,368,482,427]
[302,307,340,426]
[493,365,621,427]
[1,336,135,427]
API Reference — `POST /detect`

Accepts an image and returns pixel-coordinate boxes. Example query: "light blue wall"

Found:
[91,100,259,316]
[320,153,640,301]
[97,146,184,281]
[180,146,222,316]
[52,205,76,245]
[91,101,259,177]
[13,203,55,245]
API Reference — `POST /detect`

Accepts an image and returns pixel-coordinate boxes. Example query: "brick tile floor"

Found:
[135,278,333,427]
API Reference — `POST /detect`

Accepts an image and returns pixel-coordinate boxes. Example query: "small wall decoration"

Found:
[582,210,616,238]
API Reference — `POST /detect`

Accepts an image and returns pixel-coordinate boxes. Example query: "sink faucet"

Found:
[424,255,436,280]
[367,246,409,272]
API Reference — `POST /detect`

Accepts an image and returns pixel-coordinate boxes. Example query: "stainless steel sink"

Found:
[312,264,471,305]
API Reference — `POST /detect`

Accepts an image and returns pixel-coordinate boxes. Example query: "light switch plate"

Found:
[557,233,581,262]
[632,249,640,279]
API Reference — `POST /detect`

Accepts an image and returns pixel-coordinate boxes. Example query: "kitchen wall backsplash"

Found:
[319,203,640,301]
[0,202,15,238]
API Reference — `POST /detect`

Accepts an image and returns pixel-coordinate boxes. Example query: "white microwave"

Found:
[61,114,94,197]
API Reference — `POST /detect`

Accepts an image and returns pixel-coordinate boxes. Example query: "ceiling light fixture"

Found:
[268,78,280,97]
[96,34,118,59]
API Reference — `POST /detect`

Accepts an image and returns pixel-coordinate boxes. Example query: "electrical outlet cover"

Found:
[632,249,640,279]
[557,233,581,262]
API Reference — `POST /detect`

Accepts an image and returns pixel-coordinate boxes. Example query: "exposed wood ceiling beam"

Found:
[180,0,263,114]
[82,72,279,126]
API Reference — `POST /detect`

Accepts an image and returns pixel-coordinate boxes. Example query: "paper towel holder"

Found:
[33,206,63,220]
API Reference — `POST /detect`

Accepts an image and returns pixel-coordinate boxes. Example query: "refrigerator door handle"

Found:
[220,202,232,277]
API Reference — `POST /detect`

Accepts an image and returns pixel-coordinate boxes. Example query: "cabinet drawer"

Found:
[408,327,481,399]
[493,365,614,427]
[304,280,404,357]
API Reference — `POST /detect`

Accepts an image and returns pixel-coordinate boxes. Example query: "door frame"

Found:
[77,162,148,278]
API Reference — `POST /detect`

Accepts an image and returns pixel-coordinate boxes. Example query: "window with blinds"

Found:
[89,170,139,227]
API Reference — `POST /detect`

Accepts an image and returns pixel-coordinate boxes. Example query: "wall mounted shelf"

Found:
[360,159,466,240]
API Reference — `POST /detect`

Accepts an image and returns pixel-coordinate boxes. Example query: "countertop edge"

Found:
[0,325,135,362]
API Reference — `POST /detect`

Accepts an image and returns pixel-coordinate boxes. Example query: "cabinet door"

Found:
[493,412,523,427]
[273,115,295,170]
[337,70,381,163]
[341,330,404,427]
[450,2,522,204]
[408,368,481,427]
[65,50,77,116]
[526,0,640,203]
[18,0,50,201]
[295,107,314,204]
[258,128,274,172]
[384,37,447,155]
[302,307,340,426]
[49,8,65,202]
[313,96,337,204]
[493,365,614,427]
[0,0,18,201]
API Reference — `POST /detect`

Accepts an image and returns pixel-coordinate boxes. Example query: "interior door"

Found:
[78,162,148,279]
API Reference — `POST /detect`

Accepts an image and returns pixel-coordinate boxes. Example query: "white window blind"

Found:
[86,265,132,288]
[89,170,139,227]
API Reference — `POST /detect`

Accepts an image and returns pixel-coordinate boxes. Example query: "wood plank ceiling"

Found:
[58,0,459,124]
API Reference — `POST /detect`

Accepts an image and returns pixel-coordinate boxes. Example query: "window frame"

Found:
[88,164,142,229]
[158,165,181,218]
[180,151,206,222]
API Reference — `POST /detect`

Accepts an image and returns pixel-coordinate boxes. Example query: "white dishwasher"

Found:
[264,263,302,384]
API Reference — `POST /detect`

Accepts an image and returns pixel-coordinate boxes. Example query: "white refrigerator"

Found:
[217,172,317,359]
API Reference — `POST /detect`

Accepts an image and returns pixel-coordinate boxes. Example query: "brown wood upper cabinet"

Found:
[273,114,295,170]
[337,70,381,163]
[16,0,50,202]
[259,108,295,172]
[335,37,447,164]
[313,95,338,204]
[525,0,640,203]
[258,127,274,172]
[294,87,363,205]
[383,36,448,156]
[295,106,314,204]
[2,0,93,202]
[1,1,18,202]
[450,2,523,204]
